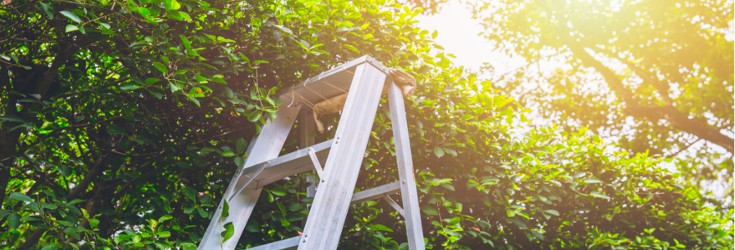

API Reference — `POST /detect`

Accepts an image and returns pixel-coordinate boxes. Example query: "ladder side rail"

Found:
[199,104,302,250]
[388,81,426,250]
[298,63,387,249]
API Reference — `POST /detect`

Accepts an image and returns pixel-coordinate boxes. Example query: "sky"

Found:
[415,1,494,72]
[415,1,526,81]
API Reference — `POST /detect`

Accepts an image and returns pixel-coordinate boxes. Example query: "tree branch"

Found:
[571,45,733,153]
[542,2,734,153]
[593,47,673,105]
[68,152,109,199]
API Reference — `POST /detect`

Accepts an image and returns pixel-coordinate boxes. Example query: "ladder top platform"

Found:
[278,55,390,108]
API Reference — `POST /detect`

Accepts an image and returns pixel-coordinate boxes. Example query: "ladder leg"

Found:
[388,81,426,250]
[199,104,302,250]
[298,64,387,249]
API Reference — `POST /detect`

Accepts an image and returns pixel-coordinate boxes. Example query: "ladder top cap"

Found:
[278,55,390,108]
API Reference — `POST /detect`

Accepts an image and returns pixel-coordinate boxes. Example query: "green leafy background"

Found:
[0,0,731,249]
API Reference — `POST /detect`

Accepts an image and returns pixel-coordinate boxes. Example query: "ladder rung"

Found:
[351,181,401,203]
[254,139,333,187]
[247,236,300,250]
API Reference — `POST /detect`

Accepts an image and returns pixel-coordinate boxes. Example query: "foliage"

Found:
[0,0,731,249]
[469,0,734,204]
[371,58,732,248]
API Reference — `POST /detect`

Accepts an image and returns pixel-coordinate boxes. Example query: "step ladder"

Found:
[198,56,425,250]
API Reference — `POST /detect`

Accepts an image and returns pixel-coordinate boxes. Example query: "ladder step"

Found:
[277,55,390,106]
[253,139,333,187]
[247,236,300,250]
[351,181,401,203]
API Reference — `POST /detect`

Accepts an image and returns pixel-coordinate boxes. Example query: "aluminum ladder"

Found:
[198,56,425,250]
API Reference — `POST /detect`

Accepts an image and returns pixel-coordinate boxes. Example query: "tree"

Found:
[0,0,427,247]
[0,0,731,249]
[470,0,733,198]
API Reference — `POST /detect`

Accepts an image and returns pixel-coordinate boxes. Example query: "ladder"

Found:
[198,56,425,250]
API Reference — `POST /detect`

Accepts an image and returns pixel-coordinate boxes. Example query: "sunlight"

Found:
[415,2,496,71]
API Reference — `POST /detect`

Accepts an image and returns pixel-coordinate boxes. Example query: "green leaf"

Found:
[25,216,48,224]
[144,77,161,84]
[245,221,259,233]
[167,10,191,21]
[221,222,234,242]
[39,202,57,210]
[590,191,610,200]
[169,82,180,92]
[544,209,560,216]
[273,25,294,36]
[180,35,192,49]
[184,207,195,214]
[9,192,32,203]
[0,210,10,219]
[372,224,394,232]
[68,199,85,205]
[165,0,181,10]
[222,150,235,157]
[236,138,247,154]
[65,24,79,33]
[125,0,139,11]
[120,84,139,91]
[159,215,173,222]
[428,178,452,186]
[187,96,201,107]
[269,187,287,197]
[137,7,151,19]
[422,207,439,216]
[444,147,458,156]
[152,62,168,74]
[40,3,54,18]
[90,218,100,228]
[197,208,208,218]
[212,74,226,84]
[7,213,20,229]
[188,87,205,98]
[183,187,196,201]
[246,111,262,122]
[584,178,602,184]
[222,200,229,219]
[41,245,59,250]
[234,157,244,167]
[59,10,81,23]
[217,37,236,43]
[180,242,196,250]
[157,231,171,238]
[433,147,445,158]
[448,216,461,225]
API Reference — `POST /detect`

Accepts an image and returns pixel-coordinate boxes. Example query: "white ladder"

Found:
[198,56,425,250]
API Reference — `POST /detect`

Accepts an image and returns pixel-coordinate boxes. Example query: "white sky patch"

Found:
[415,2,494,72]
